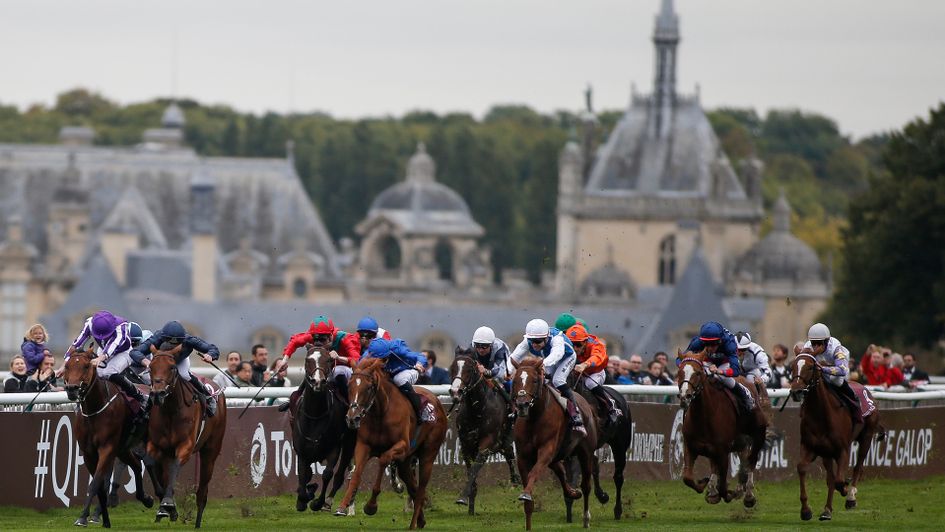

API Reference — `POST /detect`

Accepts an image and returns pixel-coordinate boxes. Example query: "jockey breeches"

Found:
[331,365,352,380]
[716,363,736,389]
[546,354,576,389]
[581,369,606,390]
[177,355,193,381]
[95,348,132,378]
[825,374,845,387]
[393,369,419,387]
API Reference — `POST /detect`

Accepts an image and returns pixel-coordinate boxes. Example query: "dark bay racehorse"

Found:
[147,344,227,528]
[789,352,885,521]
[511,357,597,530]
[676,354,766,507]
[448,349,519,515]
[335,358,447,529]
[62,347,156,528]
[565,372,632,520]
[290,346,356,513]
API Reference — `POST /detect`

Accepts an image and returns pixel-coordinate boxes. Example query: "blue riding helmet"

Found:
[129,322,143,342]
[699,322,725,342]
[357,316,379,333]
[161,320,187,343]
[367,338,390,357]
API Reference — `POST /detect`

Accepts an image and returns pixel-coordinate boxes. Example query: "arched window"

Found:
[434,239,453,281]
[292,278,307,298]
[658,235,676,285]
[379,235,401,271]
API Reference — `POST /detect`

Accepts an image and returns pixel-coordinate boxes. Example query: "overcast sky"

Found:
[1,0,942,139]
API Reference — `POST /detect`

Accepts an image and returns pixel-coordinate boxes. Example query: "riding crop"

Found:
[238,355,288,419]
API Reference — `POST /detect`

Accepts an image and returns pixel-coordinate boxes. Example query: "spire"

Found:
[651,0,680,138]
[406,142,436,183]
[773,189,791,233]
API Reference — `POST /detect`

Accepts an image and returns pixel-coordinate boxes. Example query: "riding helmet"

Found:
[472,326,496,345]
[524,319,549,339]
[808,323,830,341]
[357,316,379,333]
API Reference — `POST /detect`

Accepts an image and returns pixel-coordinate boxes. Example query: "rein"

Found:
[514,367,543,411]
[63,352,121,418]
[78,381,120,418]
[791,353,822,394]
[677,358,707,402]
[349,369,379,418]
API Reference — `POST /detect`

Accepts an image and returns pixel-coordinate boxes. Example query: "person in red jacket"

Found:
[859,346,889,386]
[566,324,622,424]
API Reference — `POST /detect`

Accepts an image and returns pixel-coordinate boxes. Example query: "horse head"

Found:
[449,347,480,402]
[789,352,820,402]
[346,358,382,429]
[149,343,183,405]
[62,346,98,402]
[304,345,334,392]
[676,354,707,410]
[510,356,543,419]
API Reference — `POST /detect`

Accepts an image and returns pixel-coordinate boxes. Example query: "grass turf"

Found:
[1,476,941,531]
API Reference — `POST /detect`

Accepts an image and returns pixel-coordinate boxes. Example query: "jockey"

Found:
[64,310,147,421]
[469,326,511,402]
[283,315,361,396]
[686,321,755,414]
[553,312,587,333]
[736,331,779,445]
[354,316,392,354]
[364,338,430,422]
[566,324,622,424]
[509,318,586,436]
[132,321,221,417]
[804,323,860,419]
[126,323,153,385]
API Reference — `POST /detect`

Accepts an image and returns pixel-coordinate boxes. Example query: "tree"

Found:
[825,104,945,351]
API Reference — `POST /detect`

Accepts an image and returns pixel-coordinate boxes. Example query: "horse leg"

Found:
[592,451,609,504]
[797,446,815,520]
[194,447,219,528]
[516,455,534,531]
[335,441,369,517]
[156,457,181,522]
[410,452,435,530]
[612,438,627,520]
[74,451,99,527]
[119,451,154,509]
[326,440,355,513]
[551,460,579,523]
[682,443,708,494]
[313,451,338,512]
[504,442,521,486]
[834,445,851,497]
[460,452,487,515]
[578,446,593,529]
[717,454,735,503]
[366,441,408,516]
[820,456,837,521]
[847,432,872,510]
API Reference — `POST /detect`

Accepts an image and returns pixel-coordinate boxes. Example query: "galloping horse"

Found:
[565,372,632,520]
[448,349,519,515]
[290,346,356,513]
[335,358,447,529]
[511,357,597,530]
[62,347,156,528]
[676,353,767,507]
[147,344,227,528]
[789,352,884,521]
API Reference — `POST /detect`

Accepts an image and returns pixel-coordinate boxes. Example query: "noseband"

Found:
[348,370,378,418]
[150,353,179,394]
[791,353,821,394]
[453,359,484,404]
[677,358,707,404]
[514,368,542,410]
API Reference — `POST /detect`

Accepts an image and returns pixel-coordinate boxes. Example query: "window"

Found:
[0,282,26,352]
[379,235,401,271]
[292,278,307,298]
[658,235,676,285]
[251,327,285,355]
[434,240,453,281]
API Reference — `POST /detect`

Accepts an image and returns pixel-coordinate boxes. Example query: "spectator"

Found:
[418,350,450,385]
[250,344,271,386]
[768,343,791,389]
[653,351,676,378]
[616,355,645,385]
[902,353,930,389]
[4,355,30,392]
[859,345,888,386]
[605,357,621,385]
[28,352,60,392]
[20,323,49,374]
[644,360,673,385]
[213,351,242,390]
[886,353,905,387]
[269,358,288,388]
[233,361,255,388]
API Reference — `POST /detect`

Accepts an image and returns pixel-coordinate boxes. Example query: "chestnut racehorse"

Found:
[62,347,157,528]
[147,344,227,528]
[290,346,356,513]
[448,350,519,515]
[676,354,767,507]
[511,357,598,530]
[789,352,885,521]
[335,358,447,529]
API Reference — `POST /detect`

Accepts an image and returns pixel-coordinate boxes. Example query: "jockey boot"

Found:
[189,374,216,417]
[397,383,424,422]
[107,373,148,425]
[838,381,861,421]
[591,385,621,424]
[334,374,349,402]
[492,377,513,405]
[734,382,755,414]
[556,385,587,436]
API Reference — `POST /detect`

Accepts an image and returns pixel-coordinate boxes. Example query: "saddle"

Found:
[836,381,875,423]
[117,383,150,417]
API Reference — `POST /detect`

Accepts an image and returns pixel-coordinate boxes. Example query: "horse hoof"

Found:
[744,496,756,508]
[801,509,812,521]
[518,492,533,502]
[819,511,832,521]
[296,499,308,512]
[310,498,325,512]
[74,517,88,527]
[705,494,721,505]
[614,506,622,520]
[845,499,857,510]
[455,497,468,506]
[89,515,100,524]
[596,491,610,504]
[333,508,348,517]
[141,495,154,509]
[364,503,378,516]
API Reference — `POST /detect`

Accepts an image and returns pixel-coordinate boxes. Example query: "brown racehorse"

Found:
[335,358,447,529]
[789,352,885,521]
[147,344,227,528]
[290,346,356,513]
[511,357,597,530]
[676,354,767,507]
[61,347,156,528]
[448,350,519,515]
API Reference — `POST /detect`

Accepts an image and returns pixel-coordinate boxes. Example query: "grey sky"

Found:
[1,0,942,139]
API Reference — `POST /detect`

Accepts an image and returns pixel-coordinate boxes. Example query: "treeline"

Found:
[1,89,885,281]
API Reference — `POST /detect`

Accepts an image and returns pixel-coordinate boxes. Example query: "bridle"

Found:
[63,351,120,418]
[451,356,485,405]
[513,366,543,414]
[348,369,379,422]
[150,352,180,397]
[791,353,822,395]
[677,357,707,409]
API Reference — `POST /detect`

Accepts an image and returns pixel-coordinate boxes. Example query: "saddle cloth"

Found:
[117,383,150,416]
[546,385,570,413]
[848,381,876,421]
[419,394,437,423]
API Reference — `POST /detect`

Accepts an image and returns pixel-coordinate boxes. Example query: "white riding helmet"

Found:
[735,332,752,350]
[472,326,496,345]
[808,323,830,341]
[524,319,549,339]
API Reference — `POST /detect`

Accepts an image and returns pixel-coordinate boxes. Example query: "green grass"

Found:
[1,477,941,531]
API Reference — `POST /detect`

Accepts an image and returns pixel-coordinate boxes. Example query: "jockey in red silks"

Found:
[566,323,622,424]
[283,315,361,398]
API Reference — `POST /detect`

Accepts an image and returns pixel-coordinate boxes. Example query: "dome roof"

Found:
[369,143,472,216]
[161,103,185,129]
[734,192,824,283]
[580,248,636,300]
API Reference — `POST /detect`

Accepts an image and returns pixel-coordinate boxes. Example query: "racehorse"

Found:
[564,371,632,520]
[511,357,597,530]
[290,345,356,513]
[147,344,227,528]
[335,358,447,529]
[675,353,767,507]
[61,347,156,528]
[789,352,885,521]
[448,349,519,515]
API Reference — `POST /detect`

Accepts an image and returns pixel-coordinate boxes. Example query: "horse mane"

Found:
[151,343,183,357]
[454,346,475,359]
[519,356,543,368]
[356,357,385,373]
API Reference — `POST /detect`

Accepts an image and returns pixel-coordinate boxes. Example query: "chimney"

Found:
[190,170,217,302]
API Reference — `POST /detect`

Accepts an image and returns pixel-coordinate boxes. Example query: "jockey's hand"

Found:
[477,363,487,375]
[706,364,720,375]
[574,362,588,374]
[141,358,151,368]
[201,353,212,363]
[91,355,107,367]
[329,350,339,360]
[414,363,425,373]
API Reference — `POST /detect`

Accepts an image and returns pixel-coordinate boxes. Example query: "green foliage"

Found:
[826,104,945,350]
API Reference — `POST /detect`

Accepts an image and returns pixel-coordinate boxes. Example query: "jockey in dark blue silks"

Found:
[685,321,755,413]
[365,338,431,422]
[132,320,221,417]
